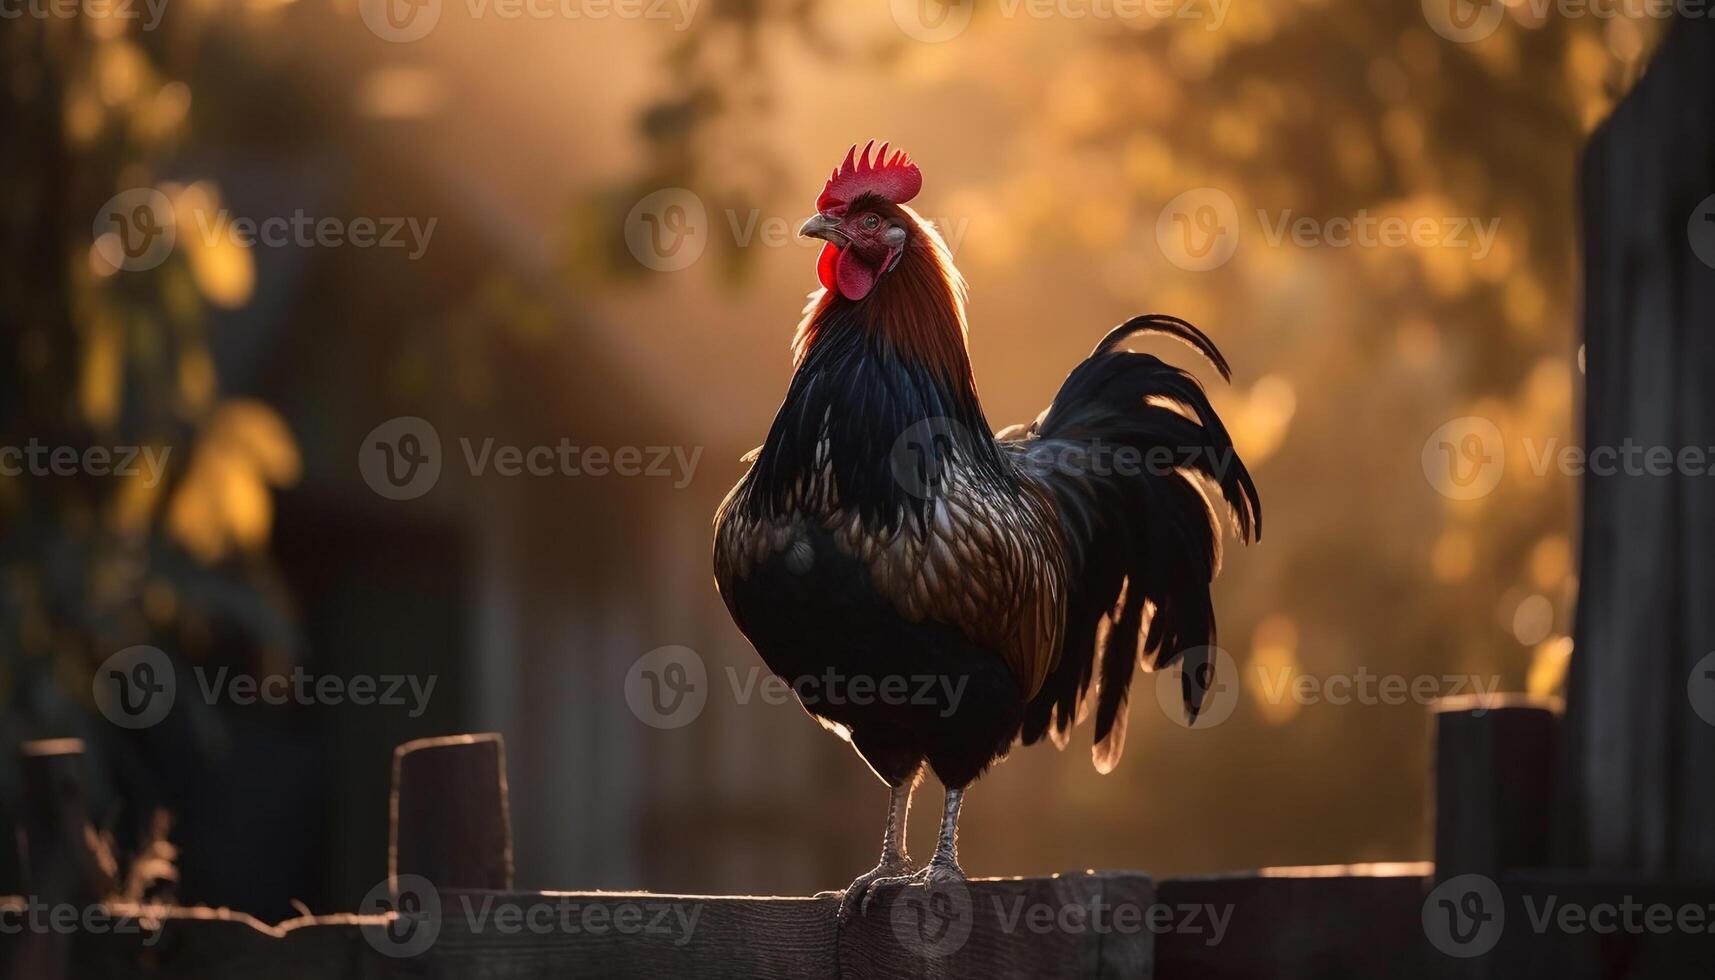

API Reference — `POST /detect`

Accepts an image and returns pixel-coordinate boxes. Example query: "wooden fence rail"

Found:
[4,710,1714,979]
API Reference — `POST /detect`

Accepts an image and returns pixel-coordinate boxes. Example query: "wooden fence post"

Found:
[1570,12,1715,878]
[12,739,116,980]
[390,733,514,894]
[1432,698,1559,879]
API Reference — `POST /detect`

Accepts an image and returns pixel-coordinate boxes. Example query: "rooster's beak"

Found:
[799,214,846,245]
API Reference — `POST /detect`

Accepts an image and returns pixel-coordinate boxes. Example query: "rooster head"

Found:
[799,140,924,302]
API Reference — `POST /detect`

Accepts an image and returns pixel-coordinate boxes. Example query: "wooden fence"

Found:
[4,700,1709,979]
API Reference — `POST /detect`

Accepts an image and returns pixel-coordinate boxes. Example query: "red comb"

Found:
[815,140,923,213]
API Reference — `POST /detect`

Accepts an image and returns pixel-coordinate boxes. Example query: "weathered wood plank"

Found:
[391,734,515,893]
[394,873,1153,979]
[0,899,388,980]
[1155,863,1432,980]
[408,890,835,979]
[838,871,1153,980]
[1433,873,1715,980]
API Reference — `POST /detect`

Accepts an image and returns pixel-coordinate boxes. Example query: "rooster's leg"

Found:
[857,784,968,914]
[920,785,967,886]
[837,776,917,922]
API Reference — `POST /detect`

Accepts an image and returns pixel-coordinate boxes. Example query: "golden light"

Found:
[1431,529,1475,584]
[1248,614,1302,725]
[173,183,256,310]
[1527,635,1575,699]
[1529,534,1572,589]
[1511,594,1554,646]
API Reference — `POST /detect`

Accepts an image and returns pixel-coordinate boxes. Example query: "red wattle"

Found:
[834,248,876,301]
[817,242,840,291]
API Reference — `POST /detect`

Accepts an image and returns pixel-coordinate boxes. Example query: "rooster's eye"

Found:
[862,214,881,230]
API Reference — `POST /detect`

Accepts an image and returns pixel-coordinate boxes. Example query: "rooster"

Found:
[713,142,1260,919]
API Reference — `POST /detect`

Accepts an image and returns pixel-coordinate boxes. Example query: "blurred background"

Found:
[0,0,1665,924]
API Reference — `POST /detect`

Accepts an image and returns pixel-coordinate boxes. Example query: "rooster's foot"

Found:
[856,858,966,916]
[918,857,967,900]
[838,856,916,923]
